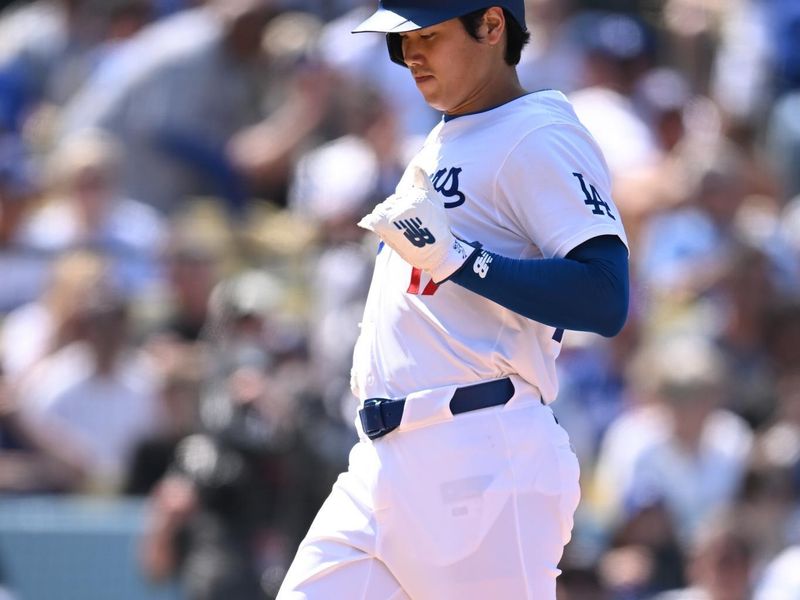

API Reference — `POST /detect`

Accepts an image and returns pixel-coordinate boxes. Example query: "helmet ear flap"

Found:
[386,33,408,68]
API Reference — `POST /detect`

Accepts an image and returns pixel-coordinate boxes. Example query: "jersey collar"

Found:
[442,91,551,122]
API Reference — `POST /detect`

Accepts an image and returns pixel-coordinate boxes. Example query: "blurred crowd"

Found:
[0,0,797,598]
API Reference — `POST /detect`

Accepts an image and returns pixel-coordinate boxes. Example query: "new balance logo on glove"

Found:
[473,251,493,278]
[359,166,473,284]
[394,218,436,247]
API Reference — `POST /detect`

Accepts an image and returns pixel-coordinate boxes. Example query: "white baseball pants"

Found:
[278,376,580,600]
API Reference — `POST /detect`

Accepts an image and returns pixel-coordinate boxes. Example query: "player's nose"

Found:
[401,37,425,68]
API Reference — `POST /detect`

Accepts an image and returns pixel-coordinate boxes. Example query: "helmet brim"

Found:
[352,8,446,33]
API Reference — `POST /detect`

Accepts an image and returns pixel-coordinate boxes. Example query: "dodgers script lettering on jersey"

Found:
[351,91,628,403]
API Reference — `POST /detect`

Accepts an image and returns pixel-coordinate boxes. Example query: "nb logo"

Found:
[452,239,468,260]
[394,218,436,248]
[572,172,615,220]
[431,167,466,209]
[473,251,493,278]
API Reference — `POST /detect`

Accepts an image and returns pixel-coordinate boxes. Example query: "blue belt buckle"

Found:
[360,398,387,438]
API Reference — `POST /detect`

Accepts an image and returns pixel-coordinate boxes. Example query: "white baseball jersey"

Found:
[351,90,628,403]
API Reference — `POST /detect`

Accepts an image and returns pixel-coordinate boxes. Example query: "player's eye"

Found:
[420,33,436,40]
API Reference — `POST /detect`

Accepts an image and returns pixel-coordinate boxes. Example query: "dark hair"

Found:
[459,8,530,66]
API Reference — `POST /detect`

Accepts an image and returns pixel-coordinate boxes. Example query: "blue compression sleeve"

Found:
[449,235,629,337]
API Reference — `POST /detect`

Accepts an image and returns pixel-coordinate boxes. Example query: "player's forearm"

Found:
[449,235,629,337]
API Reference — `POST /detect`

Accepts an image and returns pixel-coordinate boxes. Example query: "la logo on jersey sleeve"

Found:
[572,172,615,220]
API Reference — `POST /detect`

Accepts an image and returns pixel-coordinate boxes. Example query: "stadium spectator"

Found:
[569,12,660,176]
[0,250,106,383]
[611,68,693,250]
[0,0,153,134]
[140,271,337,600]
[736,375,800,561]
[653,515,754,600]
[15,286,161,490]
[622,336,752,543]
[15,130,167,295]
[711,243,780,427]
[0,364,87,492]
[149,239,223,344]
[60,0,331,213]
[517,0,584,94]
[124,343,203,495]
[593,336,752,542]
[636,142,748,301]
[599,500,685,598]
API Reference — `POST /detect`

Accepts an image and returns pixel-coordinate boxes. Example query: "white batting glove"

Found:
[358,166,476,283]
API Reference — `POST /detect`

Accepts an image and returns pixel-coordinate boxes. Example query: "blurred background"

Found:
[0,0,797,598]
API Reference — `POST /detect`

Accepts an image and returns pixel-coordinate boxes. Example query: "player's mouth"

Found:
[412,73,434,84]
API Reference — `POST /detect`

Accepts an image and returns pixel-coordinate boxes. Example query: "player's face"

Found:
[399,14,508,116]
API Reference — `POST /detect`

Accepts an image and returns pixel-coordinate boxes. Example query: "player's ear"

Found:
[482,7,506,46]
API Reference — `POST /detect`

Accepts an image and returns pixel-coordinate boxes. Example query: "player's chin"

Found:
[414,77,440,101]
[418,88,448,111]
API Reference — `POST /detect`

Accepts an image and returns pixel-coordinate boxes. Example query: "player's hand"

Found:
[358,166,476,283]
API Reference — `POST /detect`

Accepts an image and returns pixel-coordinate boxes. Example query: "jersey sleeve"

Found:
[497,123,628,259]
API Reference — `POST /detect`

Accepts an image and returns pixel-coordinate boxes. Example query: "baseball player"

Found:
[279,1,630,598]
